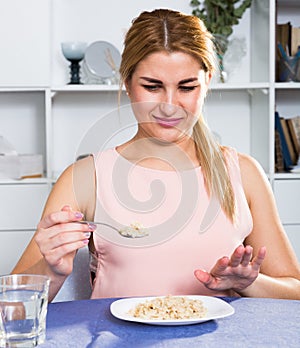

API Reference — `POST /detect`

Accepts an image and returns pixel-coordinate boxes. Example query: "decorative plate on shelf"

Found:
[83,41,121,84]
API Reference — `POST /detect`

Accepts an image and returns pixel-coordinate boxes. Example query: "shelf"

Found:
[275,82,300,89]
[0,83,272,93]
[274,173,300,180]
[0,87,46,93]
[0,177,52,185]
[51,85,123,92]
[0,85,123,93]
[211,82,270,90]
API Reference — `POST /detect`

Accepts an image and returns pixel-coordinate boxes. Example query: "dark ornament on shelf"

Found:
[61,42,88,84]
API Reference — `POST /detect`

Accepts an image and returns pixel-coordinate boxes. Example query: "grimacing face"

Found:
[125,51,211,144]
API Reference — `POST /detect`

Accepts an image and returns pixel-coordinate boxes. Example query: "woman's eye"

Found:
[179,86,197,92]
[142,84,160,91]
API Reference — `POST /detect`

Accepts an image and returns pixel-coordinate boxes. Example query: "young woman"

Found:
[13,9,300,301]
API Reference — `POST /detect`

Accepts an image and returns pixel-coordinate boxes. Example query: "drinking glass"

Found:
[0,274,50,347]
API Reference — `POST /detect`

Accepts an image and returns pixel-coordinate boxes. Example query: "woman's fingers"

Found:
[229,245,264,270]
[43,240,87,267]
[194,269,217,288]
[37,221,93,240]
[37,209,84,230]
[38,229,90,253]
[228,245,254,268]
[240,245,253,266]
[228,245,244,267]
[34,206,97,272]
[194,245,267,292]
[251,246,267,271]
[32,206,99,277]
[61,205,72,212]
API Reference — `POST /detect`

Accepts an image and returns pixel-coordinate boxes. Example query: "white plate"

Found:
[110,295,234,326]
[84,40,121,79]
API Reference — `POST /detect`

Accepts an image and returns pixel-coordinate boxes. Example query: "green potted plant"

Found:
[190,0,252,82]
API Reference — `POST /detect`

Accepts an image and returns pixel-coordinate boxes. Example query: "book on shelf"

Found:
[280,117,298,165]
[291,26,300,56]
[274,111,293,172]
[276,22,294,81]
[286,118,300,156]
[274,129,285,173]
[276,22,292,55]
[290,115,300,147]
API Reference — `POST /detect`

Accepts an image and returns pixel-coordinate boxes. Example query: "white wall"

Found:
[0,0,51,86]
[52,0,197,86]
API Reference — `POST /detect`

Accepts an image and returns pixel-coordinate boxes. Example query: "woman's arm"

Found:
[12,156,96,301]
[238,153,300,299]
[194,153,300,299]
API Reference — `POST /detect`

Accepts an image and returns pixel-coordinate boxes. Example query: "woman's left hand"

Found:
[194,245,266,293]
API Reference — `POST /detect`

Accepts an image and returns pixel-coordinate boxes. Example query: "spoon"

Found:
[79,220,149,239]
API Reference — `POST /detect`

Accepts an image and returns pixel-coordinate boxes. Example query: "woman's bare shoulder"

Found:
[237,152,267,180]
[236,152,272,205]
[46,155,96,217]
[221,147,267,185]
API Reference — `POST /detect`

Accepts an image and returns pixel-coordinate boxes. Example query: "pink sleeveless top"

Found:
[90,147,253,298]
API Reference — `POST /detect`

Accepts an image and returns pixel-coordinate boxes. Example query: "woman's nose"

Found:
[159,102,178,116]
[159,92,179,116]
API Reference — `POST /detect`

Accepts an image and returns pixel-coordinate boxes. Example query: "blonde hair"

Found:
[119,9,236,222]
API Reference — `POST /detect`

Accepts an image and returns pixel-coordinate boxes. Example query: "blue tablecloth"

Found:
[42,297,300,347]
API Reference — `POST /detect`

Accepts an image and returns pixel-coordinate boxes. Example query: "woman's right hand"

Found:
[34,205,96,277]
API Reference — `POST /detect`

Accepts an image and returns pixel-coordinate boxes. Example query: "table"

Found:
[42,297,300,347]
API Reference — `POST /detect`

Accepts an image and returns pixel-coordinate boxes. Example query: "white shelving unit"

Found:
[273,0,300,260]
[0,0,299,275]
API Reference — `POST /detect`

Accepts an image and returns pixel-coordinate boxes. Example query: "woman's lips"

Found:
[153,116,183,128]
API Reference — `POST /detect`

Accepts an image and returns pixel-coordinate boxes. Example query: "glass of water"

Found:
[0,274,50,347]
